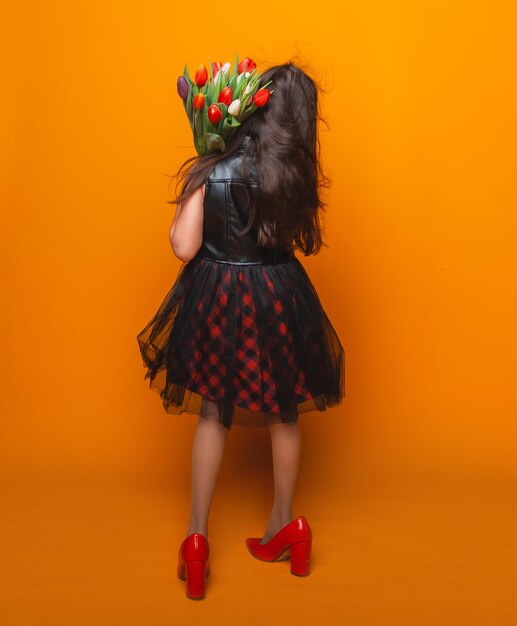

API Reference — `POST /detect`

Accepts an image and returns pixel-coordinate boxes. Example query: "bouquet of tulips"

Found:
[177,54,273,156]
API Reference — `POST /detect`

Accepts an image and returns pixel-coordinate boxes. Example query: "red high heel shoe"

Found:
[177,533,211,599]
[246,515,313,576]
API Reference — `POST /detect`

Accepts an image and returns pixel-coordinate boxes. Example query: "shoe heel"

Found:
[185,560,207,599]
[290,540,311,576]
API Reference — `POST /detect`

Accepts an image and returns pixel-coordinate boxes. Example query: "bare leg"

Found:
[259,419,301,543]
[187,399,229,538]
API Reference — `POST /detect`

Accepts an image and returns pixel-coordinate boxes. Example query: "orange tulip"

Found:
[194,64,208,87]
[193,93,205,110]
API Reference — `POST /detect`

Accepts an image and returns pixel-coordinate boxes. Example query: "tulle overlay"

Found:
[137,254,345,429]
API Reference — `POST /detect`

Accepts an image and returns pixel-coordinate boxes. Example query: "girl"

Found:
[137,60,345,599]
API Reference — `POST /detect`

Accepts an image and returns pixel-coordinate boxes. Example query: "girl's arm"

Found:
[169,183,205,262]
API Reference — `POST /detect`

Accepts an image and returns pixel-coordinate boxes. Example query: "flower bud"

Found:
[228,99,241,116]
[193,93,205,110]
[253,89,270,107]
[238,57,257,74]
[208,104,223,123]
[218,86,233,106]
[194,64,208,87]
[177,76,189,100]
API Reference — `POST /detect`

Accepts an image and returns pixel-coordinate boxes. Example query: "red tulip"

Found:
[238,57,257,74]
[211,61,223,76]
[218,86,233,106]
[208,104,222,124]
[194,64,208,87]
[253,88,270,107]
[193,93,205,110]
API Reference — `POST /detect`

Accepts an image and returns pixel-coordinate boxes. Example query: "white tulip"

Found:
[222,61,231,73]
[228,99,241,116]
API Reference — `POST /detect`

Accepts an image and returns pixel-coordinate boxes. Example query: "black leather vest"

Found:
[195,136,295,266]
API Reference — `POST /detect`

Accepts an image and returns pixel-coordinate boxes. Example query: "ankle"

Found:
[187,522,208,537]
[269,511,293,526]
[264,515,293,535]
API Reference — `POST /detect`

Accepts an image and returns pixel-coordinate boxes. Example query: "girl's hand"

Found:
[169,183,205,262]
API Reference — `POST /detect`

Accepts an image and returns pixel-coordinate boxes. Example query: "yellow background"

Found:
[2,1,516,623]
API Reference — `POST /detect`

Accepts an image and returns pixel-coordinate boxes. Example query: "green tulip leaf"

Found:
[183,63,191,84]
[194,108,203,136]
[217,67,225,96]
[216,103,228,133]
[202,99,210,134]
[208,76,214,102]
[221,116,241,140]
[240,105,257,123]
[194,125,208,156]
[186,86,194,129]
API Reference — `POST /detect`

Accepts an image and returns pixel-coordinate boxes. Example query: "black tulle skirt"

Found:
[136,254,345,429]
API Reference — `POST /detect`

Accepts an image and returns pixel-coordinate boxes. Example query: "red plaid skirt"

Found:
[188,261,313,412]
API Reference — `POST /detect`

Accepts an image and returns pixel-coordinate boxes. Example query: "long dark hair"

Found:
[167,60,331,255]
